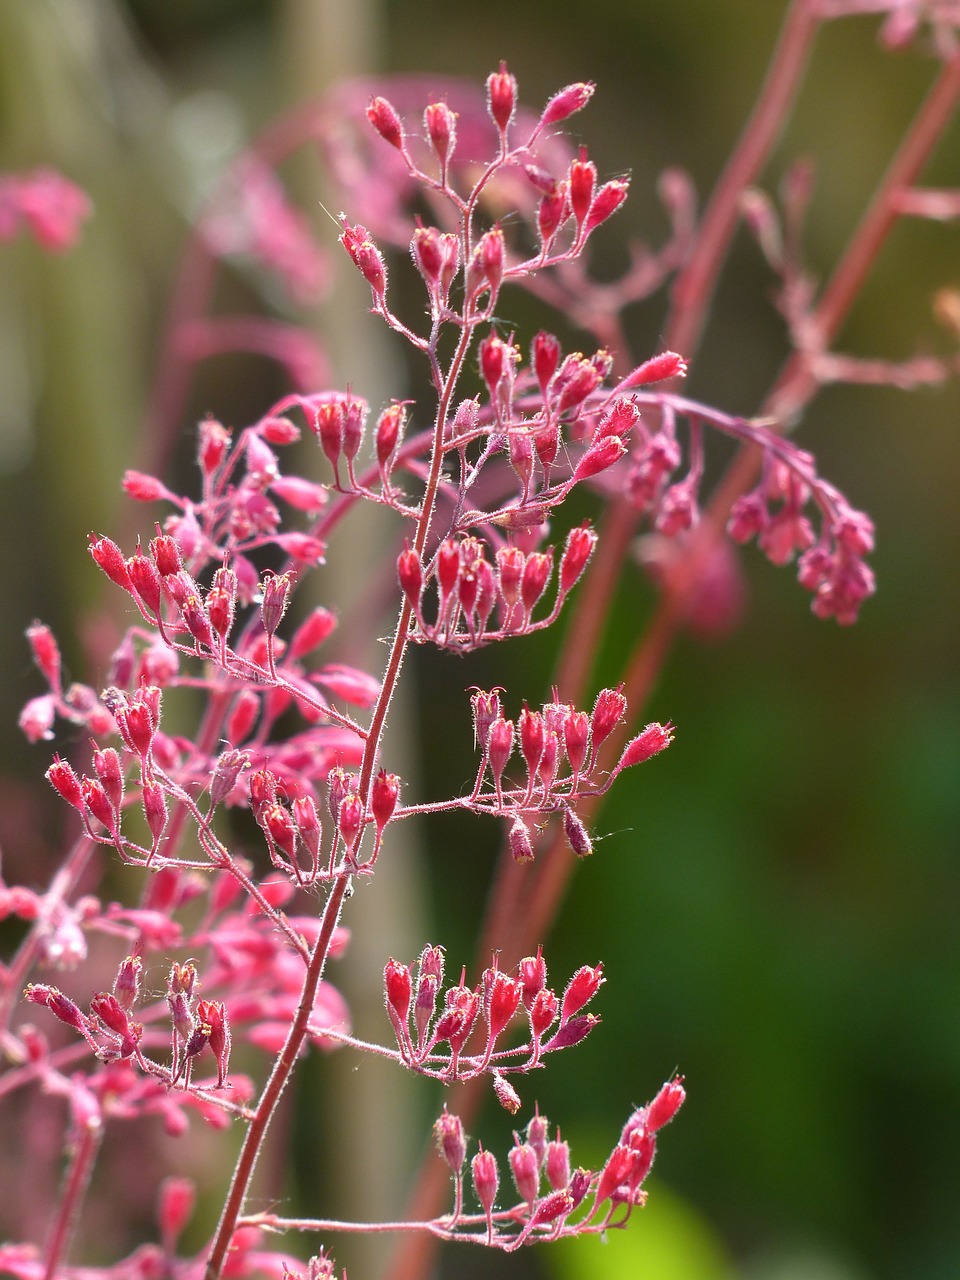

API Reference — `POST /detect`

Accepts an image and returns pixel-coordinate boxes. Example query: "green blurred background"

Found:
[1,2,958,1279]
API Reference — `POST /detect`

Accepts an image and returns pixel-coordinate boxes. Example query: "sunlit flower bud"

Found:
[585,178,629,232]
[424,101,457,174]
[539,81,595,128]
[434,1107,466,1173]
[508,815,534,864]
[198,417,230,475]
[89,535,132,591]
[366,96,404,149]
[486,62,517,134]
[568,148,596,228]
[509,1141,540,1204]
[562,805,592,858]
[545,1137,571,1190]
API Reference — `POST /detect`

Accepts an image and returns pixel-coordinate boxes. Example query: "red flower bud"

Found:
[539,81,595,128]
[486,63,517,134]
[559,523,597,594]
[509,1142,540,1204]
[366,96,404,149]
[89,535,132,591]
[568,148,596,228]
[573,435,627,482]
[434,1107,466,1173]
[586,179,629,232]
[424,101,457,173]
[560,963,604,1023]
[617,721,675,769]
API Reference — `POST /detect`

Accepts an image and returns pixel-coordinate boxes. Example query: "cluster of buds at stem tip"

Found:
[397,524,596,654]
[383,945,602,1082]
[467,686,673,829]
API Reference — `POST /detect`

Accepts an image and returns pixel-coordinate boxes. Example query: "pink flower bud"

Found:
[559,523,597,595]
[47,756,84,809]
[434,1107,466,1173]
[259,415,300,444]
[560,963,604,1023]
[562,805,592,858]
[487,716,514,802]
[586,179,630,232]
[479,333,507,396]
[623,350,688,387]
[529,987,559,1038]
[509,1141,540,1204]
[540,81,595,128]
[261,571,292,637]
[82,777,116,831]
[521,550,553,616]
[27,621,61,688]
[591,685,627,750]
[486,63,517,134]
[89,534,132,591]
[508,815,535,864]
[538,184,568,250]
[486,969,522,1042]
[150,531,182,577]
[436,537,460,605]
[385,958,413,1027]
[532,331,561,395]
[496,545,525,610]
[92,746,123,813]
[518,948,547,1005]
[113,955,142,1011]
[568,148,596,228]
[424,101,457,173]
[24,983,87,1031]
[646,1075,686,1131]
[397,542,423,610]
[181,595,214,650]
[371,769,400,848]
[617,721,674,769]
[573,435,627,482]
[20,695,55,743]
[366,96,404,149]
[198,998,232,1086]
[199,417,230,475]
[492,1072,522,1114]
[375,403,405,474]
[332,788,363,856]
[545,1138,571,1190]
[158,1177,195,1251]
[563,709,590,778]
[339,221,387,306]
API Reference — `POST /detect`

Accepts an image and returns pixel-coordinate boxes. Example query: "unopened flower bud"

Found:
[560,963,604,1023]
[261,571,292,638]
[545,1138,571,1190]
[89,535,132,591]
[508,816,535,864]
[487,63,517,134]
[585,179,630,232]
[47,756,84,810]
[562,805,592,858]
[424,101,457,174]
[616,721,674,769]
[568,148,596,228]
[573,435,627,482]
[509,1141,540,1204]
[27,622,61,688]
[559,523,597,594]
[646,1075,686,1131]
[434,1107,466,1173]
[366,96,404,149]
[539,81,595,128]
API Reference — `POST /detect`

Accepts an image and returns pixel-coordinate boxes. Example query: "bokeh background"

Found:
[1,2,958,1279]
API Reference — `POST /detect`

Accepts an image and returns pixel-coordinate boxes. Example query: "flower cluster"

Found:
[2,39,913,1280]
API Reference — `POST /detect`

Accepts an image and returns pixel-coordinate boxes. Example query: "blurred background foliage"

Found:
[1,2,958,1279]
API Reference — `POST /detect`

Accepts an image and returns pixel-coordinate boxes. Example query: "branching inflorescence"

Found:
[5,10,959,1275]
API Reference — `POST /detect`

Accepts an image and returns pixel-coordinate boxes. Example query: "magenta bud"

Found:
[113,955,142,1011]
[586,179,630,232]
[559,523,597,594]
[573,435,627,482]
[27,621,61,688]
[560,963,604,1023]
[508,816,535,864]
[486,63,517,134]
[646,1075,686,1131]
[591,685,627,750]
[562,805,592,858]
[366,96,404,149]
[47,756,84,810]
[540,81,595,128]
[424,101,457,173]
[568,148,596,227]
[434,1107,466,1172]
[472,1144,500,1215]
[617,721,675,769]
[509,1141,540,1204]
[545,1138,571,1191]
[89,534,132,591]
